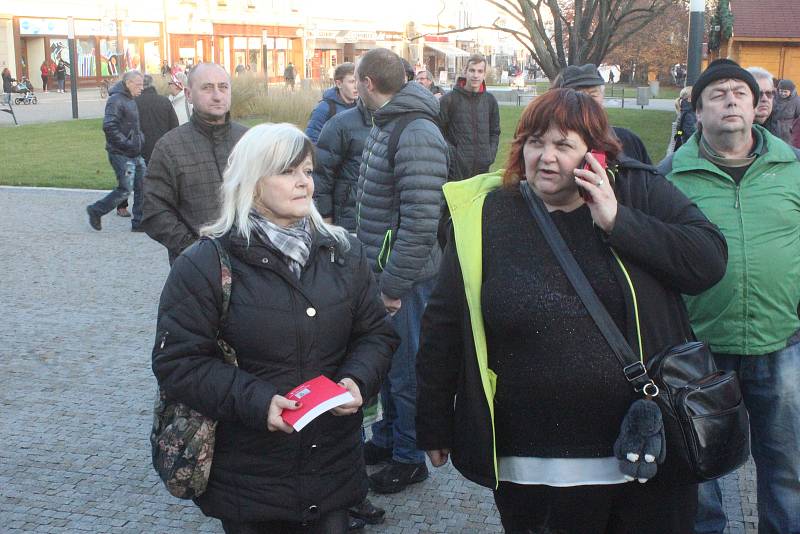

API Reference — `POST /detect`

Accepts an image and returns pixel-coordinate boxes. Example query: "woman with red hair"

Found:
[416,89,728,532]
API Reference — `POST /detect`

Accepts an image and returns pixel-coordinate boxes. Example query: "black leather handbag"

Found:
[520,182,751,484]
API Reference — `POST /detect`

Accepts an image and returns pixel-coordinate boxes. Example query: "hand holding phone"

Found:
[578,150,608,202]
[574,150,618,233]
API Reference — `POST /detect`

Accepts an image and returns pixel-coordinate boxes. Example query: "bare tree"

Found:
[414,0,683,80]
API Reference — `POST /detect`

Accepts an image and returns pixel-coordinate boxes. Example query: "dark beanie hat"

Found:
[558,64,606,89]
[691,58,760,111]
[778,79,796,92]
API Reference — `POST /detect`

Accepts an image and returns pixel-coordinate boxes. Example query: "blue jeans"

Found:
[370,278,435,464]
[89,153,145,225]
[695,340,800,534]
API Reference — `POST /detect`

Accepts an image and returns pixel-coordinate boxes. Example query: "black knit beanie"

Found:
[691,58,760,111]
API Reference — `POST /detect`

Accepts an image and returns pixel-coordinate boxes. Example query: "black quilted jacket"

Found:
[438,78,500,181]
[103,81,144,157]
[141,114,247,263]
[152,232,398,523]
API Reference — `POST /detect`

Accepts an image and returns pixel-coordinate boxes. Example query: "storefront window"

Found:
[76,38,97,77]
[50,39,69,64]
[99,39,120,77]
[143,40,161,74]
[124,40,141,71]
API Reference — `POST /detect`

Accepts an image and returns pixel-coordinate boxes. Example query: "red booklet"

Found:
[281,375,355,431]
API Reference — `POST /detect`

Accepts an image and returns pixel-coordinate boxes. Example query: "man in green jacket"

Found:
[660,59,800,534]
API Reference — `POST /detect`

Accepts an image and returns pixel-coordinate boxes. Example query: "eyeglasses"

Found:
[760,90,775,100]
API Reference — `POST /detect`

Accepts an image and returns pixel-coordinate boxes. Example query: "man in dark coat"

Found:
[135,75,179,163]
[115,75,180,228]
[86,70,146,231]
[313,97,372,232]
[355,48,448,495]
[747,67,781,138]
[414,70,443,98]
[141,63,247,264]
[284,62,296,90]
[439,54,501,181]
[557,64,652,164]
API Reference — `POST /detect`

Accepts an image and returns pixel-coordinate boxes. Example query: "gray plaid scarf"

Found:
[249,210,312,279]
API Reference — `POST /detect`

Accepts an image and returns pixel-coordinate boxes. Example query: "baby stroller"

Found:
[14,77,38,105]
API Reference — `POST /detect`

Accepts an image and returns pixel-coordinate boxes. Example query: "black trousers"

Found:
[494,480,697,534]
[220,509,349,534]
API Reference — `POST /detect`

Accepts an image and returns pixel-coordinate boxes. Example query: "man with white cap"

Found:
[167,73,192,125]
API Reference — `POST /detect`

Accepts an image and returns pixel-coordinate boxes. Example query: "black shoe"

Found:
[348,516,366,530]
[86,206,101,231]
[349,498,385,525]
[363,441,392,465]
[368,460,428,494]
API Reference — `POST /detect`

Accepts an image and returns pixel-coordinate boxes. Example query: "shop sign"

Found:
[19,18,67,36]
[20,18,158,37]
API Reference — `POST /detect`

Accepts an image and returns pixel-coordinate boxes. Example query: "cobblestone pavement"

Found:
[0,187,756,533]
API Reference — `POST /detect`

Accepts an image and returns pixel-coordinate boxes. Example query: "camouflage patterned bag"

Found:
[150,238,237,499]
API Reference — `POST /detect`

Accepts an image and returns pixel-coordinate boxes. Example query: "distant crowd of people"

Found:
[80,50,800,534]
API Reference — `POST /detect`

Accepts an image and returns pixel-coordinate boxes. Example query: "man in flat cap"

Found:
[556,63,651,164]
[660,58,800,534]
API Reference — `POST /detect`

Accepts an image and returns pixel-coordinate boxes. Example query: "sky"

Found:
[302,0,502,29]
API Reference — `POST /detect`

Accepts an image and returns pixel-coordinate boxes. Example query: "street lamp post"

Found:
[67,17,79,119]
[687,0,704,85]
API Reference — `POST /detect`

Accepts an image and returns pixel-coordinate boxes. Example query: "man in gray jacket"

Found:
[355,48,448,494]
[141,63,247,264]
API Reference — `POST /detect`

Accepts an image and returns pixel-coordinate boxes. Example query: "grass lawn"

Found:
[0,107,674,189]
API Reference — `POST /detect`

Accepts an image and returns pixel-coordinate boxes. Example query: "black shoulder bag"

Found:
[519,181,750,484]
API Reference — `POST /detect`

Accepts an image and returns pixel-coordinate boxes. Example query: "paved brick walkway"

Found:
[0,187,756,533]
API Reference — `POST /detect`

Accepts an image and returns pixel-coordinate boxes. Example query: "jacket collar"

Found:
[224,227,336,265]
[356,98,372,126]
[671,124,797,179]
[455,77,487,94]
[191,112,232,140]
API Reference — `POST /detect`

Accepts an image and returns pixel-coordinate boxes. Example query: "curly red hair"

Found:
[503,88,622,188]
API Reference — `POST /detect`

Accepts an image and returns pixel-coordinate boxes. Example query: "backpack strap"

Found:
[327,99,337,121]
[207,238,238,367]
[387,111,434,168]
[208,238,233,322]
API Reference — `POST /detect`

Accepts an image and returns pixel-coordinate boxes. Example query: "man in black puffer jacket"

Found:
[86,70,146,232]
[313,97,372,232]
[355,48,448,495]
[439,54,501,181]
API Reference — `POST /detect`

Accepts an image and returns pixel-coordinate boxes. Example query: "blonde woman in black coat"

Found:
[152,123,398,533]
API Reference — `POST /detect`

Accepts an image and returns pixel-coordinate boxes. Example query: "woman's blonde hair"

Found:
[675,86,693,112]
[201,123,350,251]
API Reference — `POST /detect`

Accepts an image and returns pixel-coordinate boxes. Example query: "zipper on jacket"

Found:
[159,331,169,349]
[734,185,741,209]
[377,229,393,272]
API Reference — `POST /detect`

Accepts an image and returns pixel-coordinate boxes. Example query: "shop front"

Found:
[306,30,403,81]
[213,24,302,83]
[14,17,163,90]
